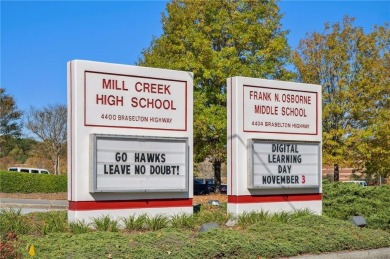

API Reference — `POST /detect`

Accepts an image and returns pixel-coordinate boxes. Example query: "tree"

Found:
[0,88,22,137]
[349,22,390,182]
[26,104,67,175]
[138,0,292,191]
[0,88,22,157]
[292,17,390,181]
[193,91,227,186]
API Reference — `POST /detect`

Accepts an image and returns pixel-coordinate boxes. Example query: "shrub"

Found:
[238,210,270,227]
[69,220,91,234]
[0,208,30,235]
[0,232,21,259]
[195,203,229,226]
[170,213,196,229]
[92,215,119,232]
[323,182,390,230]
[146,215,169,231]
[0,171,67,193]
[41,211,68,234]
[123,214,148,231]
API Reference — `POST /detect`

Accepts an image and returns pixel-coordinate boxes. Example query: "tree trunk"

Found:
[56,154,60,175]
[334,163,339,182]
[53,154,60,175]
[213,160,222,194]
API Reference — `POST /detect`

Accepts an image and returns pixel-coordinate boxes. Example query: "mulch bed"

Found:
[0,193,227,205]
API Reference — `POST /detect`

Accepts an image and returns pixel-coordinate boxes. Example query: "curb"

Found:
[284,247,390,259]
[0,198,68,210]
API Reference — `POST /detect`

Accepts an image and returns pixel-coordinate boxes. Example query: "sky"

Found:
[1,0,389,115]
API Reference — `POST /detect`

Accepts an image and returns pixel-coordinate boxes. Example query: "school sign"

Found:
[67,60,193,222]
[67,60,321,221]
[227,77,322,215]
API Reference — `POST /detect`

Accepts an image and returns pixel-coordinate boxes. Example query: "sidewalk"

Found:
[285,247,390,259]
[0,198,68,211]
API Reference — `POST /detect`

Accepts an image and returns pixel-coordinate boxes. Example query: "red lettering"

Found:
[155,99,162,108]
[103,79,112,89]
[157,84,163,94]
[134,82,171,95]
[131,97,138,107]
[139,98,147,108]
[130,97,176,110]
[254,105,278,115]
[281,94,311,104]
[144,83,150,92]
[164,85,171,95]
[147,98,154,108]
[121,81,128,91]
[281,107,307,117]
[249,91,272,101]
[96,94,106,104]
[135,82,143,92]
[151,83,157,93]
[96,94,123,106]
[102,79,128,91]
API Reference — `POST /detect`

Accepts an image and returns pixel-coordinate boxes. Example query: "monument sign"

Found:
[67,60,193,222]
[227,77,322,215]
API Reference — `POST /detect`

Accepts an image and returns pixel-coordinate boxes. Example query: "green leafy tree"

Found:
[292,17,390,181]
[138,0,292,191]
[0,88,22,160]
[4,137,36,163]
[349,22,390,182]
[26,104,67,175]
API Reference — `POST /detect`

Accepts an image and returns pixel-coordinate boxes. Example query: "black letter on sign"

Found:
[115,152,127,162]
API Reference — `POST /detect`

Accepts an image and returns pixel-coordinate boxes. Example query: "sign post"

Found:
[67,60,193,222]
[227,77,322,215]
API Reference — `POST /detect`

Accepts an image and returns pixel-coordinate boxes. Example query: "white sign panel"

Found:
[85,71,188,131]
[248,140,320,189]
[90,135,188,192]
[243,85,318,135]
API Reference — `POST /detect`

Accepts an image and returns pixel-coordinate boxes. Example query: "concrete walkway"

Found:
[0,198,68,213]
[285,247,390,259]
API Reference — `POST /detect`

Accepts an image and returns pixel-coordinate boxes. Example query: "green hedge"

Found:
[0,171,67,193]
[323,180,390,230]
